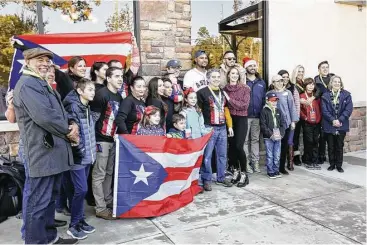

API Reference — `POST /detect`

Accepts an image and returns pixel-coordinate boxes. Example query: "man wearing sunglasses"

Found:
[219,50,246,88]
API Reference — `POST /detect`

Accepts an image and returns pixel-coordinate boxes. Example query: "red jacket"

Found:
[300,92,322,124]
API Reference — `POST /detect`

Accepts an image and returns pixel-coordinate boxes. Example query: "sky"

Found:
[1,0,250,43]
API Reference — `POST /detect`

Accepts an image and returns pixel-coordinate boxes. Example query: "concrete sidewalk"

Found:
[0,151,366,244]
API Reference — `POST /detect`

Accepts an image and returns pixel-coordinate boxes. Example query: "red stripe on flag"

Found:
[59,55,127,68]
[120,132,213,155]
[163,155,203,182]
[118,180,202,218]
[18,32,132,44]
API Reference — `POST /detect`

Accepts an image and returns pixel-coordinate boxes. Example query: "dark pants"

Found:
[55,185,68,211]
[86,164,95,203]
[59,171,74,210]
[23,174,62,244]
[319,131,327,158]
[326,132,346,168]
[280,127,290,171]
[70,165,91,227]
[303,123,320,164]
[228,115,248,172]
[293,120,303,156]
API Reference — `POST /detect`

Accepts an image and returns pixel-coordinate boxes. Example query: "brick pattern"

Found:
[139,0,192,78]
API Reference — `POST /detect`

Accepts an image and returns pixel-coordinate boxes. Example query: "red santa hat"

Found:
[242,57,257,69]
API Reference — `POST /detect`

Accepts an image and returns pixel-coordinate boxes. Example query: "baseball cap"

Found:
[194,50,207,58]
[266,92,279,101]
[166,59,181,68]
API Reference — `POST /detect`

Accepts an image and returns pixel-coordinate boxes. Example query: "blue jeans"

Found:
[264,139,281,174]
[23,174,62,244]
[70,165,91,227]
[200,125,227,183]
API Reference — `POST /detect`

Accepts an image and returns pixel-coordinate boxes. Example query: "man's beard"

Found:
[198,63,207,69]
[246,69,256,75]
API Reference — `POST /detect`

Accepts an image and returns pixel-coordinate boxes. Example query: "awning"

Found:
[218,2,263,38]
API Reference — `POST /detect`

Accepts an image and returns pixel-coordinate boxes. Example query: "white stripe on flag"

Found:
[144,168,199,201]
[146,149,204,168]
[42,43,132,57]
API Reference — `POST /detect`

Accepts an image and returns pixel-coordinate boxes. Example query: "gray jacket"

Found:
[13,70,73,178]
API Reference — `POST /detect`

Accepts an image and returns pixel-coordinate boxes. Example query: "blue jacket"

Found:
[246,77,266,118]
[63,90,97,165]
[321,90,353,134]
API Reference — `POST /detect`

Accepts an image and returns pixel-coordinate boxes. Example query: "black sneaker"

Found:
[53,237,79,244]
[294,155,302,166]
[279,169,289,175]
[337,167,344,173]
[305,164,314,169]
[268,173,276,179]
[236,172,249,187]
[231,169,240,184]
[215,179,233,187]
[313,163,321,170]
[274,172,282,178]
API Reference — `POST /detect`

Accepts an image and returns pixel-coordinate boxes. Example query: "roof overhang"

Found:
[334,0,366,6]
[218,2,263,38]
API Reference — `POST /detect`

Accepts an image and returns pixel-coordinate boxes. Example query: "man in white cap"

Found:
[243,57,267,174]
[183,50,208,91]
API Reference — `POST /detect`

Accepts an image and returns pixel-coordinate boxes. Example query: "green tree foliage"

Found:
[105,3,133,32]
[192,26,263,76]
[0,14,37,86]
[0,1,101,23]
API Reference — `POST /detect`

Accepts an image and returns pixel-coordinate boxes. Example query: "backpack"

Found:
[0,156,25,222]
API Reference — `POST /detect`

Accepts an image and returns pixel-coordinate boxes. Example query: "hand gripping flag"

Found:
[113,132,212,218]
[8,32,132,89]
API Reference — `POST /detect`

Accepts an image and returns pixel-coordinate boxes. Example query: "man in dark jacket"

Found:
[13,47,78,244]
[314,61,335,164]
[243,58,266,174]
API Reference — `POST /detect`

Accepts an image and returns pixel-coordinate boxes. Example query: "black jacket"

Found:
[260,105,286,139]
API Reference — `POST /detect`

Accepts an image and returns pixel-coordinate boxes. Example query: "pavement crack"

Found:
[148,218,176,244]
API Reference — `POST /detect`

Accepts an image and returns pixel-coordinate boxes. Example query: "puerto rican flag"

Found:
[113,133,212,218]
[9,32,132,89]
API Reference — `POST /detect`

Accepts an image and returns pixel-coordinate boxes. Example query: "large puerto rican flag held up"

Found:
[9,32,132,89]
[113,132,212,218]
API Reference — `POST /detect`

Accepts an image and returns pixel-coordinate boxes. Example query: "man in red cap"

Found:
[242,57,267,174]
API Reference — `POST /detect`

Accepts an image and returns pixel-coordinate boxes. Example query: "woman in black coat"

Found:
[146,77,168,128]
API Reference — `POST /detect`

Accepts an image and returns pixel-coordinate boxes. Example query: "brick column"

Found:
[139,0,192,80]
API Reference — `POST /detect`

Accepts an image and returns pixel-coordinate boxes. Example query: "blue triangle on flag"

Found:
[8,36,68,89]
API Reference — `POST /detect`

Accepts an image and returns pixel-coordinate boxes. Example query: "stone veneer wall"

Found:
[1,107,365,160]
[139,0,192,79]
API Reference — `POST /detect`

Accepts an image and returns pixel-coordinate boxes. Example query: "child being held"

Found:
[167,114,186,139]
[137,105,165,136]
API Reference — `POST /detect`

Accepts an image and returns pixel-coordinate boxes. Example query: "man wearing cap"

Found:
[183,50,209,91]
[13,47,78,244]
[243,58,267,174]
[164,59,184,107]
[219,50,246,88]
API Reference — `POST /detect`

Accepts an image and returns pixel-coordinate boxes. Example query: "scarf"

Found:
[330,89,340,117]
[265,102,277,127]
[23,67,53,92]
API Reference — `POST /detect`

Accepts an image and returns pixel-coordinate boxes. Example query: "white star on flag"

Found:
[130,164,153,185]
[17,59,25,73]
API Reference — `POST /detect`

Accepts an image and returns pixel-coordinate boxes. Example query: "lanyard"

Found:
[305,92,314,109]
[319,75,327,88]
[332,89,340,106]
[208,87,223,110]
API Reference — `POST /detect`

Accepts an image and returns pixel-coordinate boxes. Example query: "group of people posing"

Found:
[5,37,353,244]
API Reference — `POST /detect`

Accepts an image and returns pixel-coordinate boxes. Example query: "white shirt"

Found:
[183,68,208,92]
